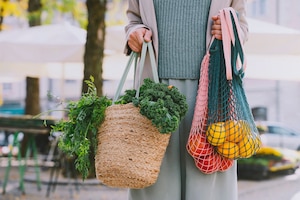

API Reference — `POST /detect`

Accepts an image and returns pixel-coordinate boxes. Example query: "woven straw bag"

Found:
[95,42,171,188]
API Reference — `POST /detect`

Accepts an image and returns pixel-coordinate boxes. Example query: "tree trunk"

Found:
[83,0,106,96]
[28,0,42,26]
[0,6,4,31]
[21,77,42,156]
[25,77,40,115]
[26,0,42,116]
[21,0,43,156]
[83,0,106,178]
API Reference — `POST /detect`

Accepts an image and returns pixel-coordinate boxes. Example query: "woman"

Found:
[124,1,248,200]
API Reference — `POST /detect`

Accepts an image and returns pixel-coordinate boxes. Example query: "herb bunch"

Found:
[51,77,187,179]
[116,78,188,133]
[52,77,111,179]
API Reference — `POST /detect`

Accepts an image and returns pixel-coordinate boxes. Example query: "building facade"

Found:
[245,0,300,129]
[247,0,300,29]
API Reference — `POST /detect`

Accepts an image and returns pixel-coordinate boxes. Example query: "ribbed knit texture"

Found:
[153,0,211,79]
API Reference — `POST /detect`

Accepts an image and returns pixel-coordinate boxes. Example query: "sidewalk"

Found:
[0,165,253,200]
[0,166,128,200]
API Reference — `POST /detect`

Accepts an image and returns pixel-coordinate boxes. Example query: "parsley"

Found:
[52,77,111,179]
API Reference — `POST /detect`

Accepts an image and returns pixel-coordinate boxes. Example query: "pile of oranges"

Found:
[186,120,261,174]
[206,120,261,159]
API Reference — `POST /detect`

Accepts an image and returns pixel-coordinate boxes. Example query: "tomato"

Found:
[195,153,221,174]
[219,156,234,172]
[187,134,214,157]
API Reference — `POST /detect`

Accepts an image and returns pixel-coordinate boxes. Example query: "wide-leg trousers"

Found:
[128,79,238,200]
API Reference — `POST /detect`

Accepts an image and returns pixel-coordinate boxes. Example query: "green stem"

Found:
[84,122,91,138]
[33,109,70,119]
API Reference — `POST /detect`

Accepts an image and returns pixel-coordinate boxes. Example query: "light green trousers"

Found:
[128,79,238,200]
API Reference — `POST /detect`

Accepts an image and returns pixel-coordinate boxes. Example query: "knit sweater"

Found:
[153,0,211,79]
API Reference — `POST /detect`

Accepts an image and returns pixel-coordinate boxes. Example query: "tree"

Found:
[26,0,42,115]
[1,0,108,177]
[80,0,106,178]
[0,0,24,30]
[20,0,43,156]
[28,0,41,26]
[83,0,106,96]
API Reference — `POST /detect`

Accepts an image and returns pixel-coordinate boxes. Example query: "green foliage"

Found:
[0,0,26,30]
[0,0,88,29]
[238,157,270,167]
[0,0,23,17]
[52,76,111,179]
[52,77,188,179]
[38,0,87,28]
[116,78,188,133]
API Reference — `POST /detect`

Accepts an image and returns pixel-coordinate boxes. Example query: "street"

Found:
[238,169,300,200]
[1,167,300,200]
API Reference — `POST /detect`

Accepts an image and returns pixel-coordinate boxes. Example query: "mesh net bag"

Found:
[186,42,234,174]
[187,8,261,174]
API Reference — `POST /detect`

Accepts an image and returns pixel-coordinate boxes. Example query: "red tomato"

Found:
[187,134,214,157]
[194,153,221,174]
[219,156,234,172]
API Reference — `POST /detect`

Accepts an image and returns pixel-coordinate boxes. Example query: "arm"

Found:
[231,0,248,43]
[124,0,152,54]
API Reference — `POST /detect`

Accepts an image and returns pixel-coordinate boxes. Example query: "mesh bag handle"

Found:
[113,41,158,103]
[220,7,246,80]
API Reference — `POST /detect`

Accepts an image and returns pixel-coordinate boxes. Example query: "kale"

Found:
[119,78,188,133]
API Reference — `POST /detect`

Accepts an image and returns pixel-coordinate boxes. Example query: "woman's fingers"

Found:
[211,15,222,40]
[143,29,152,42]
[128,28,152,52]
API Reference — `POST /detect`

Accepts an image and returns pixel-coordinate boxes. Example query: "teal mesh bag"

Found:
[187,8,262,174]
[206,8,261,160]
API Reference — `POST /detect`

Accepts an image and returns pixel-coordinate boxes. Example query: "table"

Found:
[0,115,57,194]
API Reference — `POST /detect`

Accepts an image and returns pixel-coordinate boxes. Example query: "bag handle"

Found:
[113,41,159,104]
[230,11,246,80]
[220,7,246,80]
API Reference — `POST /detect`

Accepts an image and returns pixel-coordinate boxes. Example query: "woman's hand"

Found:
[211,15,222,40]
[128,28,152,52]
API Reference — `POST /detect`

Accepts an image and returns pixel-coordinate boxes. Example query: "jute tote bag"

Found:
[95,42,171,188]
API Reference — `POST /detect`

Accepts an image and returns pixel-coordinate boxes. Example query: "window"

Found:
[2,83,12,91]
[259,0,266,15]
[249,0,267,17]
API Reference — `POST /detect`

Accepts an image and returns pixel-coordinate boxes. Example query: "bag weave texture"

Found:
[95,103,170,188]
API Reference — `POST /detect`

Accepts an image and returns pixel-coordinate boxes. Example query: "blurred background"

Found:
[1,1,300,199]
[0,0,300,128]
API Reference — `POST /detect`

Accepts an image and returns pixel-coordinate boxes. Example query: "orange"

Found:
[206,122,226,146]
[238,135,257,158]
[225,120,245,143]
[239,120,252,137]
[217,141,239,159]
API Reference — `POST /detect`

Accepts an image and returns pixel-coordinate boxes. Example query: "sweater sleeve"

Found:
[124,0,149,55]
[231,0,248,44]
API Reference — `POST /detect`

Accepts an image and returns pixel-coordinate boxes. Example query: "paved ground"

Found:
[0,166,254,200]
[0,163,285,200]
[0,166,128,200]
